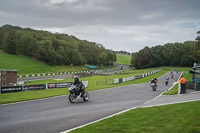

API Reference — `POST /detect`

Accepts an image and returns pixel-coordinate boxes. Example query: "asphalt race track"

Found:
[17,74,73,82]
[0,71,181,133]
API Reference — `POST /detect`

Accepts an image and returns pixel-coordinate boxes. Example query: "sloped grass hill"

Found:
[0,51,89,75]
[0,25,116,66]
[116,53,131,65]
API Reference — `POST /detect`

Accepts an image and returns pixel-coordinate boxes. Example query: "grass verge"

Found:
[163,67,193,95]
[0,88,68,105]
[163,84,179,95]
[25,69,167,91]
[116,53,131,65]
[70,101,200,133]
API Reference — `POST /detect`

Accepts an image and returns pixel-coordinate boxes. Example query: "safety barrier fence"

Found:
[0,81,88,94]
[95,69,161,85]
[113,69,161,84]
[17,71,91,78]
[91,67,123,74]
[96,78,114,85]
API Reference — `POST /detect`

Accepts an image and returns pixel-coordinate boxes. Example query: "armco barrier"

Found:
[1,86,23,93]
[0,81,88,94]
[119,78,123,83]
[18,71,90,78]
[114,78,119,84]
[23,84,46,91]
[113,69,161,84]
[47,82,73,89]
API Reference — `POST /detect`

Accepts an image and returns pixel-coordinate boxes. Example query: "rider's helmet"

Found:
[74,76,79,81]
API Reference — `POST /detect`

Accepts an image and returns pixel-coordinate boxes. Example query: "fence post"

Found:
[46,84,48,90]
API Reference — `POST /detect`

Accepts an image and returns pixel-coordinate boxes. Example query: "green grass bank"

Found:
[70,101,200,133]
[162,66,192,95]
[0,51,89,75]
[116,54,131,65]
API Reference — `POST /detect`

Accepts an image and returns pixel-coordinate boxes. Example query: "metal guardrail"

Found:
[0,81,89,94]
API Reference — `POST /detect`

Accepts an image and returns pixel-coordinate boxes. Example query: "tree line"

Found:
[115,50,131,55]
[131,31,200,69]
[0,25,116,66]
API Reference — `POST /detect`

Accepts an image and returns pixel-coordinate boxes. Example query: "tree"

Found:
[70,50,84,65]
[3,28,18,54]
[135,46,151,69]
[193,31,200,63]
[0,24,116,66]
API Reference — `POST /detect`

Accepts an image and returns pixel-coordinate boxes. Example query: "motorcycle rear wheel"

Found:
[152,86,156,91]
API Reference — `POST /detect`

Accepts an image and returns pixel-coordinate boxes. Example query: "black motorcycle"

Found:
[165,79,169,86]
[68,85,89,103]
[150,82,157,91]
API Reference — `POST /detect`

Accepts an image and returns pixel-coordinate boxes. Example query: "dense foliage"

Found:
[193,31,200,63]
[131,38,198,69]
[0,25,116,66]
[115,50,131,55]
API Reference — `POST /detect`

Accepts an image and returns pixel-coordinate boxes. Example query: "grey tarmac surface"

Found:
[140,90,200,108]
[17,74,73,82]
[0,72,182,133]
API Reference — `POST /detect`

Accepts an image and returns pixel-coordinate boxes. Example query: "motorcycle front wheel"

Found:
[69,93,77,103]
[83,92,89,101]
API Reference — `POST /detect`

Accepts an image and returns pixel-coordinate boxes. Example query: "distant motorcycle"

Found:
[165,79,169,86]
[68,85,89,103]
[150,83,157,91]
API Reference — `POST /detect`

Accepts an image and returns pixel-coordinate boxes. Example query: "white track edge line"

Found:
[61,98,200,133]
[140,99,200,108]
[144,72,183,104]
[60,106,139,133]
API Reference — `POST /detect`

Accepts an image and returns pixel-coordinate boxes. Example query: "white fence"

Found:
[114,69,161,84]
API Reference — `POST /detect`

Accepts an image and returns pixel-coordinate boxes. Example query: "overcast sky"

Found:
[0,0,200,52]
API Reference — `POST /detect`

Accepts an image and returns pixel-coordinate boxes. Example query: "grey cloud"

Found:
[0,0,200,52]
[1,0,200,27]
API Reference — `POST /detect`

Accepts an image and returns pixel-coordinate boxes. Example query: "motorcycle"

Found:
[68,85,89,103]
[150,82,157,91]
[165,79,169,86]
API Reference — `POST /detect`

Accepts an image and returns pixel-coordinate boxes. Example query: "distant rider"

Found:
[166,76,169,81]
[73,76,85,97]
[165,76,169,85]
[151,78,156,85]
[154,77,158,86]
[171,73,174,79]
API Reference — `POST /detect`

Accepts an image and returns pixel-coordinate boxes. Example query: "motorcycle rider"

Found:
[73,76,85,97]
[150,78,157,90]
[151,78,157,85]
[154,77,158,86]
[171,73,174,79]
[165,76,169,85]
